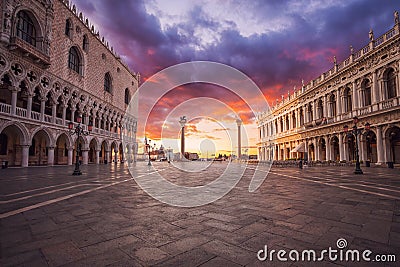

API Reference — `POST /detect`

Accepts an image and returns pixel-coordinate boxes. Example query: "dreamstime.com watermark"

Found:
[257,238,397,263]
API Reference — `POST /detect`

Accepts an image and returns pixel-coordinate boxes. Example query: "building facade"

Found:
[257,16,400,166]
[0,0,138,167]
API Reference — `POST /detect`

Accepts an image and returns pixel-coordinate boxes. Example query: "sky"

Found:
[73,0,399,156]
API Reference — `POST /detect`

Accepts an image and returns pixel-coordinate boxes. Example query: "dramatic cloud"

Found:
[73,0,398,151]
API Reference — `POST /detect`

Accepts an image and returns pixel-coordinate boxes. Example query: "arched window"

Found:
[344,87,352,112]
[124,88,130,104]
[307,103,313,121]
[385,68,397,99]
[317,99,323,119]
[16,11,36,46]
[104,72,112,93]
[329,94,336,117]
[285,115,289,131]
[292,111,296,129]
[361,79,372,106]
[65,19,72,37]
[83,34,89,52]
[68,47,81,74]
[299,108,304,126]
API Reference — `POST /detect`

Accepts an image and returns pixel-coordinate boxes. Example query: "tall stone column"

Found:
[47,146,55,166]
[27,94,33,119]
[372,71,379,106]
[326,137,331,161]
[336,90,341,116]
[236,119,242,159]
[52,104,57,123]
[376,126,385,164]
[179,116,187,160]
[339,133,345,161]
[352,82,358,111]
[21,145,30,167]
[82,150,89,165]
[67,148,73,165]
[10,87,18,116]
[62,105,66,126]
[40,98,46,121]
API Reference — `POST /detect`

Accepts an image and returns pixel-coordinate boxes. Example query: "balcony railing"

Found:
[0,102,11,114]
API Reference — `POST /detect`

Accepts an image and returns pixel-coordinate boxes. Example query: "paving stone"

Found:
[1,163,399,265]
[41,241,85,266]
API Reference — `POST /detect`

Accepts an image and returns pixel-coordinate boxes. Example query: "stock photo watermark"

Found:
[257,238,397,263]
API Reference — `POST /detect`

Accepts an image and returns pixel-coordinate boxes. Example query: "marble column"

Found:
[82,150,88,165]
[67,148,73,165]
[52,104,57,123]
[10,87,18,116]
[339,133,345,161]
[21,145,30,167]
[352,82,358,111]
[376,126,385,164]
[105,151,110,164]
[114,148,118,163]
[27,94,32,119]
[62,105,66,126]
[47,146,55,166]
[40,99,46,121]
[326,137,331,161]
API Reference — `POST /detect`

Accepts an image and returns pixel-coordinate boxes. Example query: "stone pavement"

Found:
[0,162,399,266]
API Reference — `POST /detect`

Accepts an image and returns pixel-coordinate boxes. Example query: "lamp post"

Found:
[343,117,370,175]
[68,114,92,175]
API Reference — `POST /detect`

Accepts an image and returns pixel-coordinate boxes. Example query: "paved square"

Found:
[1,162,399,266]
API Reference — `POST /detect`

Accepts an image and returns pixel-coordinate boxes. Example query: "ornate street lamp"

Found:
[343,116,370,175]
[68,114,92,175]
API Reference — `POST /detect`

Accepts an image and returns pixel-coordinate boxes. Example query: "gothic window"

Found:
[68,47,81,74]
[361,79,372,106]
[385,68,397,99]
[124,88,130,104]
[344,87,352,112]
[65,18,72,37]
[104,72,112,93]
[0,133,7,155]
[16,11,36,46]
[83,34,89,52]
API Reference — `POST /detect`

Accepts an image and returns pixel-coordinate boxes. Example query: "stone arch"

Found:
[54,132,72,165]
[31,126,55,147]
[384,125,400,164]
[100,139,110,164]
[0,122,29,166]
[329,135,340,161]
[88,136,99,164]
[30,129,52,165]
[382,67,397,99]
[0,121,29,145]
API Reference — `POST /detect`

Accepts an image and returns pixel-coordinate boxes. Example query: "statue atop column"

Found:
[395,10,399,24]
